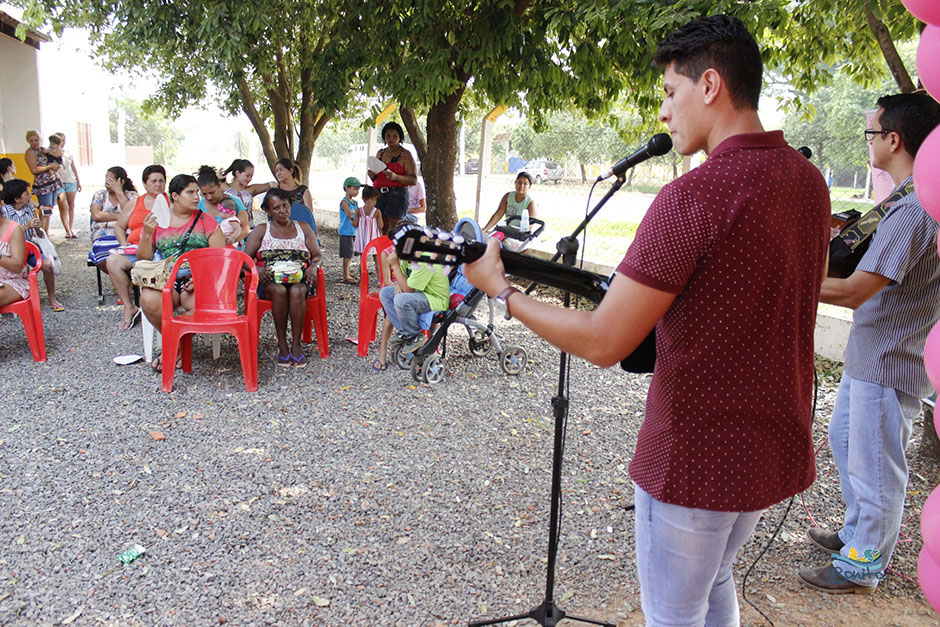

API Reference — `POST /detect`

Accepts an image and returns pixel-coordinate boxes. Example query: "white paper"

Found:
[151,194,171,228]
[367,156,387,174]
[113,354,144,365]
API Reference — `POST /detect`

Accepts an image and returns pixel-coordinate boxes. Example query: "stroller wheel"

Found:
[422,355,446,384]
[392,344,413,370]
[499,345,528,375]
[411,356,426,382]
[468,329,493,356]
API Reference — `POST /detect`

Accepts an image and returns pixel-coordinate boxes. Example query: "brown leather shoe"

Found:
[798,564,877,594]
[808,527,845,553]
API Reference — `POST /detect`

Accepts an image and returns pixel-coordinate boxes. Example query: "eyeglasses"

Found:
[864,129,891,141]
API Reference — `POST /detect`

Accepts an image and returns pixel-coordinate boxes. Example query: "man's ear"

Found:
[700,68,722,105]
[888,131,904,155]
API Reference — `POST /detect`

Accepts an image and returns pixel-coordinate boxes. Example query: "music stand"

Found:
[469,178,628,627]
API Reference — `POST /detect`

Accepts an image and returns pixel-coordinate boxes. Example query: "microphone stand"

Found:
[470,177,626,627]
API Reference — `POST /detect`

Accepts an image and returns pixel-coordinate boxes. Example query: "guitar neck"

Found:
[495,248,610,304]
[394,226,610,303]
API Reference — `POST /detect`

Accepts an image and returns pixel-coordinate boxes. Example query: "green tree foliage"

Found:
[108,98,184,166]
[16,0,367,183]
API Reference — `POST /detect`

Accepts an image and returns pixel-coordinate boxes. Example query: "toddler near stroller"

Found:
[387,217,544,384]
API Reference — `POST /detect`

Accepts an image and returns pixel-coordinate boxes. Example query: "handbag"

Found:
[828,178,915,278]
[131,212,201,288]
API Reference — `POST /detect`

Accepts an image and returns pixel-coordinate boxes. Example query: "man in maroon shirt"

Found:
[464,15,830,624]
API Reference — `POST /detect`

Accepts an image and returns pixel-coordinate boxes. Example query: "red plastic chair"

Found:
[0,242,46,362]
[160,248,259,392]
[256,265,329,359]
[356,235,392,357]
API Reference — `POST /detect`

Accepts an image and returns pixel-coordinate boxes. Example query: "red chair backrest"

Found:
[359,235,392,299]
[170,248,257,314]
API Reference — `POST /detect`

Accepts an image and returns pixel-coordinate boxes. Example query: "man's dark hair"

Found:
[876,92,940,158]
[1,178,29,205]
[361,185,379,201]
[0,158,13,178]
[261,187,292,211]
[654,14,763,110]
[516,171,533,185]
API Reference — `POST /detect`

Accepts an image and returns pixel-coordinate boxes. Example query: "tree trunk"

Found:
[865,7,916,93]
[422,89,464,230]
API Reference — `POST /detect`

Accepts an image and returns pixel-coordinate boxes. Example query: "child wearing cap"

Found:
[339,176,361,284]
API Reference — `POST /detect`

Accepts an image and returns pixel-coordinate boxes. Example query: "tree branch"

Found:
[400,106,427,163]
[236,73,278,174]
[865,6,916,93]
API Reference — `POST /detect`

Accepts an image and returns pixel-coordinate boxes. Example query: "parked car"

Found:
[524,159,563,184]
[464,158,479,175]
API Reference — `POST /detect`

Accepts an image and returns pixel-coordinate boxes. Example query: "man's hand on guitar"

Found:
[462,238,511,297]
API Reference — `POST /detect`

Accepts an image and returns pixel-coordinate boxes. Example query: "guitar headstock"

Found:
[392,224,485,266]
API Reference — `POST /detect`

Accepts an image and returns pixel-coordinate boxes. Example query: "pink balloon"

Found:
[919,548,940,613]
[923,487,940,565]
[924,324,940,392]
[919,26,940,100]
[903,0,940,25]
[914,126,940,222]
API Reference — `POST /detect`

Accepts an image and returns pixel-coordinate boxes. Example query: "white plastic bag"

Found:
[34,232,62,275]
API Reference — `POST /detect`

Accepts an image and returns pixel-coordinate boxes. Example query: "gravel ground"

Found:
[0,197,937,626]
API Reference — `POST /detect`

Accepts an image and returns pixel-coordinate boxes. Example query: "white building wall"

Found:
[0,34,41,157]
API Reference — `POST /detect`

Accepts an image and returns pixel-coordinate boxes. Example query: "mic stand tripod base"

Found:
[468,599,616,627]
[469,601,617,627]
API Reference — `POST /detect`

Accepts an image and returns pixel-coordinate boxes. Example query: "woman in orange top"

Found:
[105,165,168,330]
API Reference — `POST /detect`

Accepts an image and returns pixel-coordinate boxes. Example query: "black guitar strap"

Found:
[828,177,915,278]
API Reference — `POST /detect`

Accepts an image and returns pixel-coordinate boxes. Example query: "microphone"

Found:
[598,133,673,181]
[797,146,812,159]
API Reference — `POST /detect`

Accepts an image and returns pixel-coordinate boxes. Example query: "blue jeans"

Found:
[634,485,763,626]
[828,372,919,584]
[379,285,430,336]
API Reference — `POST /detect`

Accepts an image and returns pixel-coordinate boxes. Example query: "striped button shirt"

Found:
[845,177,940,398]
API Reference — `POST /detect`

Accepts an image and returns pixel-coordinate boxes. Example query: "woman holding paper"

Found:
[137,174,224,370]
[106,165,168,330]
[367,122,417,235]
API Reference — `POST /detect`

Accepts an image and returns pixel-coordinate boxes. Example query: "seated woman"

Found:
[196,165,250,246]
[0,179,63,311]
[137,173,225,370]
[0,212,28,308]
[106,164,167,330]
[481,171,537,232]
[243,188,322,369]
[89,167,138,271]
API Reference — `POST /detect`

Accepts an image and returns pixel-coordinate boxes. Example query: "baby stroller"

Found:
[389,215,545,384]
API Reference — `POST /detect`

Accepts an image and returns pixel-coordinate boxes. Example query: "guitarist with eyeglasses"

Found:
[462,15,831,624]
[799,92,940,594]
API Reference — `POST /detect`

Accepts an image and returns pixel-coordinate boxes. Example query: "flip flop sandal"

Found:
[49,303,65,312]
[276,353,292,368]
[291,353,308,368]
[371,359,388,372]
